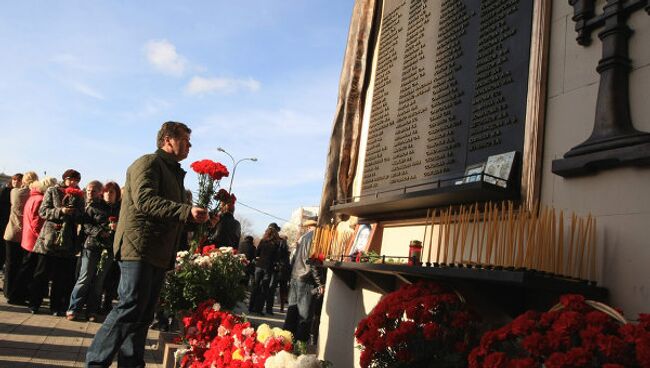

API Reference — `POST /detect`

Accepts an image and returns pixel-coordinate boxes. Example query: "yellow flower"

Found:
[231,349,244,361]
[256,323,272,343]
[272,327,293,343]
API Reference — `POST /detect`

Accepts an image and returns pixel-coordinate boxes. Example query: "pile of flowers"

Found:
[468,294,650,368]
[175,300,293,368]
[190,159,229,244]
[355,280,481,368]
[160,246,247,315]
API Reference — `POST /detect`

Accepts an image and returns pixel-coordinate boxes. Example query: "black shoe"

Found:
[28,307,39,314]
[52,311,66,317]
[7,299,26,306]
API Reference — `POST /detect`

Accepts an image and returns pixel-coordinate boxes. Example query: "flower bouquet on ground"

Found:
[174,299,294,368]
[160,246,247,317]
[355,280,481,368]
[469,294,650,368]
[190,159,229,245]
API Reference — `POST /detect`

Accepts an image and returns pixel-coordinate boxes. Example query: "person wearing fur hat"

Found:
[29,169,84,315]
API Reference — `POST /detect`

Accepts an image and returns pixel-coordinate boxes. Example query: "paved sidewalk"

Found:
[0,293,163,368]
[0,289,289,368]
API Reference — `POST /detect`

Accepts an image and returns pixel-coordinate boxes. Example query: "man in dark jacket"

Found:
[86,121,208,367]
[207,201,241,250]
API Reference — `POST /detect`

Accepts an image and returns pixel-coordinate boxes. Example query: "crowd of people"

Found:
[0,170,123,319]
[0,121,327,365]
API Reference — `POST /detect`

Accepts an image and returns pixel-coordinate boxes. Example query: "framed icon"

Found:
[345,223,377,260]
[484,151,517,187]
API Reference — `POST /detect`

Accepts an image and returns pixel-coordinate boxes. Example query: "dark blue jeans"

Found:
[85,261,166,368]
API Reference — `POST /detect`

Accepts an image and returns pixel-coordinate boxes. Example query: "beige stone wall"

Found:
[542,1,650,317]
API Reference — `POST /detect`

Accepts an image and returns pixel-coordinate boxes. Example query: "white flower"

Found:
[295,354,321,368]
[217,325,228,337]
[219,246,233,253]
[212,302,221,311]
[264,350,297,368]
[241,327,254,337]
[176,250,189,258]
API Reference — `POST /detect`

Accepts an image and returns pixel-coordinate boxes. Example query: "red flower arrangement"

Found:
[176,300,293,368]
[469,294,650,368]
[190,159,230,246]
[355,280,481,368]
[63,186,84,198]
[191,159,230,181]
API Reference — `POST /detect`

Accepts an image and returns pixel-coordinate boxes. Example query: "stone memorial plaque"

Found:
[361,0,534,196]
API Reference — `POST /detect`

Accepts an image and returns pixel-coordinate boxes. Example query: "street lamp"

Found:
[216,147,258,193]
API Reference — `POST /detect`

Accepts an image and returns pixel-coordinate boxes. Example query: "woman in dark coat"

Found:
[29,169,84,315]
[248,225,281,315]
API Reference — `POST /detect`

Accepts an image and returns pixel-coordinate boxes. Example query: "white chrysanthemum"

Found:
[176,250,189,258]
[212,302,221,311]
[241,326,255,337]
[264,350,297,368]
[295,354,321,368]
[219,246,233,253]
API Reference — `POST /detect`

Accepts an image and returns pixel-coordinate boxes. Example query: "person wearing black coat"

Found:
[238,235,256,286]
[248,225,280,315]
[207,202,241,250]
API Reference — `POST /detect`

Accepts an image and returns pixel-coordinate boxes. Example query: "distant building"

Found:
[281,206,319,244]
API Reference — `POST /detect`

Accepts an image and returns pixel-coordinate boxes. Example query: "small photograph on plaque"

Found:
[484,151,517,187]
[345,223,377,260]
[462,163,485,184]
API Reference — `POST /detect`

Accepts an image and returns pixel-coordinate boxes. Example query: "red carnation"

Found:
[64,187,84,198]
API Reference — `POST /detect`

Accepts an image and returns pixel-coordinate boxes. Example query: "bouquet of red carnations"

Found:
[468,294,650,368]
[355,280,481,368]
[190,159,229,244]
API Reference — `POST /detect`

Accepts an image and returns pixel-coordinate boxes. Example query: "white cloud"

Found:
[144,39,187,76]
[70,81,105,100]
[185,76,261,95]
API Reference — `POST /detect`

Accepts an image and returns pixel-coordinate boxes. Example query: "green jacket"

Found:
[114,149,192,269]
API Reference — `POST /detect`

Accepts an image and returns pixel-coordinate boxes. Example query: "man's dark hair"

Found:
[244,235,254,242]
[156,121,192,149]
[11,173,23,181]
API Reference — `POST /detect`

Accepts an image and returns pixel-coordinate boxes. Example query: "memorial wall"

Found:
[361,0,534,196]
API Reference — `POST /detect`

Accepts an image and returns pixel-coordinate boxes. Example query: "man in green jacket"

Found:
[87,121,208,367]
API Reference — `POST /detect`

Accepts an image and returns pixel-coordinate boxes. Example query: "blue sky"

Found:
[0,1,353,235]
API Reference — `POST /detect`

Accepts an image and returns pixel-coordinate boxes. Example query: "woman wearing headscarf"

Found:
[3,171,38,302]
[29,169,84,315]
